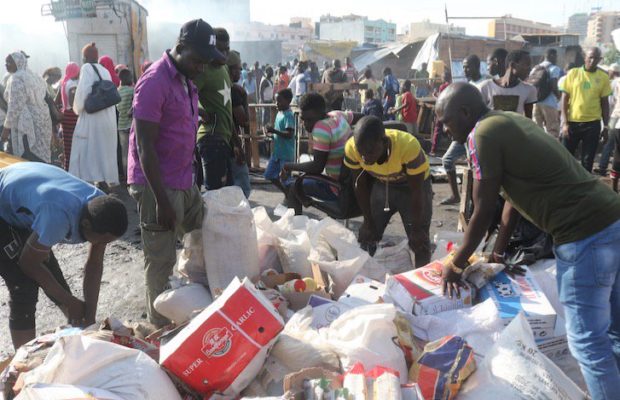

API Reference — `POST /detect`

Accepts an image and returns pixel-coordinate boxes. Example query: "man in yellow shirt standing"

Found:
[560,47,612,172]
[344,116,432,267]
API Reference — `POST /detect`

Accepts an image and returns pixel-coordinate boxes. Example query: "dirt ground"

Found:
[0,178,460,357]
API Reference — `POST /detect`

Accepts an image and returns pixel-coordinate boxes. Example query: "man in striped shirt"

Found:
[281,93,361,214]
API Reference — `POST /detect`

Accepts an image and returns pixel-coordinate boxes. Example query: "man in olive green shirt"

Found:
[436,82,620,400]
[194,28,250,197]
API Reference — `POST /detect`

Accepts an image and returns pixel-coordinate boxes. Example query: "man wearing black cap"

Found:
[194,28,251,198]
[127,19,224,327]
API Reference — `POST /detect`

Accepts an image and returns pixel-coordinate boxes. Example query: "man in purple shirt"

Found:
[127,19,224,327]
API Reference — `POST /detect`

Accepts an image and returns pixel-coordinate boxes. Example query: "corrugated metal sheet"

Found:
[352,43,410,70]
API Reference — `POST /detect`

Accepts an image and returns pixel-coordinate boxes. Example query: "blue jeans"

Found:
[442,140,467,172]
[554,219,620,400]
[231,158,251,199]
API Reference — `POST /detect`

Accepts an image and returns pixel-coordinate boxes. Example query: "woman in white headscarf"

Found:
[1,51,52,162]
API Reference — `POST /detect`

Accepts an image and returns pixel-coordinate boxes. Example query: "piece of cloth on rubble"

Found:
[467,110,620,245]
[127,51,199,191]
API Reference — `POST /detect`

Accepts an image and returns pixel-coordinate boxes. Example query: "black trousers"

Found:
[0,219,71,330]
[370,178,433,266]
[562,120,601,172]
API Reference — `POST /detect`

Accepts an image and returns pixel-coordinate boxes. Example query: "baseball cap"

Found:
[178,19,225,62]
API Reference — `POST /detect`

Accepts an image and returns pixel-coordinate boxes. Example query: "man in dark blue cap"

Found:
[127,19,224,327]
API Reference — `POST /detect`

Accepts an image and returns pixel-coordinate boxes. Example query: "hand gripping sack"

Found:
[84,64,121,113]
[202,187,260,298]
[159,277,285,397]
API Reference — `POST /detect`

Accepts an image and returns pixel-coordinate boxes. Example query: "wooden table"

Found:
[0,151,25,168]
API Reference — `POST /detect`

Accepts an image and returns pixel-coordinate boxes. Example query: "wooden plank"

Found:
[0,151,26,168]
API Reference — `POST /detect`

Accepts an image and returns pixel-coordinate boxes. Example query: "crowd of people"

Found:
[0,16,620,400]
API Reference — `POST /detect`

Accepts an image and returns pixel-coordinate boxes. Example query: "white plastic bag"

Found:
[372,240,414,274]
[409,298,504,362]
[325,304,408,384]
[177,229,208,284]
[203,187,260,297]
[308,219,370,297]
[253,207,284,273]
[153,280,213,324]
[278,229,313,277]
[21,335,182,400]
[15,383,123,400]
[459,313,586,400]
[270,307,340,372]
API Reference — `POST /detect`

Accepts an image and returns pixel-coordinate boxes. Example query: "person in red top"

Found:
[390,80,418,133]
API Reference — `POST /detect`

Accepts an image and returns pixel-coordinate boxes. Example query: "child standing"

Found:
[116,69,134,179]
[362,89,383,119]
[264,88,296,194]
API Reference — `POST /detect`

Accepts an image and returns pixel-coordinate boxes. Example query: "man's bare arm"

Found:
[83,243,107,324]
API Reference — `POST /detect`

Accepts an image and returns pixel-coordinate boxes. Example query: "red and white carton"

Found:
[159,277,284,397]
[385,261,474,315]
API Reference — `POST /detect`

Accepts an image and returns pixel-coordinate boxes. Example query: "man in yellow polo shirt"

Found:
[560,47,612,172]
[344,116,432,267]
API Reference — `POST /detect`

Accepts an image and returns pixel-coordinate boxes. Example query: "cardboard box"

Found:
[338,275,386,308]
[307,296,352,329]
[479,268,557,339]
[536,316,569,363]
[260,265,332,311]
[385,261,474,315]
[159,277,284,396]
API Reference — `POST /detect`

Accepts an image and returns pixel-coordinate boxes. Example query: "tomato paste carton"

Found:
[479,268,557,340]
[159,277,284,397]
[384,261,474,315]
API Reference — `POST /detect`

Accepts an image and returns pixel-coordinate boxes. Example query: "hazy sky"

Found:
[2,0,619,37]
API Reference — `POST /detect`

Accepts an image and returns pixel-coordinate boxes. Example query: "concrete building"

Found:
[228,21,313,61]
[488,15,562,40]
[319,14,396,44]
[586,11,620,45]
[42,0,149,77]
[568,13,590,43]
[405,20,465,41]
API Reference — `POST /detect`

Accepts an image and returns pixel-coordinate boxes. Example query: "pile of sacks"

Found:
[0,187,588,399]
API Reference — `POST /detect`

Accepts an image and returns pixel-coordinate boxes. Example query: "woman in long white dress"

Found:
[69,42,118,187]
[1,51,52,162]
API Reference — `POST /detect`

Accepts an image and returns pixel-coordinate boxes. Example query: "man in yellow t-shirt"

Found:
[559,47,612,172]
[344,116,432,267]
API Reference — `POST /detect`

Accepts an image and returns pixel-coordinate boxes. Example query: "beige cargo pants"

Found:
[533,103,560,138]
[129,184,203,327]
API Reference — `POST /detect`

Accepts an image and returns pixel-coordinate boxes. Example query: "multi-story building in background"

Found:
[586,11,620,45]
[319,14,396,44]
[567,13,590,44]
[488,15,562,40]
[404,20,465,41]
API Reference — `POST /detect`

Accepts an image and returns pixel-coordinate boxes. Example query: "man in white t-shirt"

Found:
[478,50,538,118]
[598,63,620,175]
[531,48,562,138]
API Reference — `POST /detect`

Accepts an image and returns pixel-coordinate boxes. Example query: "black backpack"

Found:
[529,65,552,102]
[84,64,121,113]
